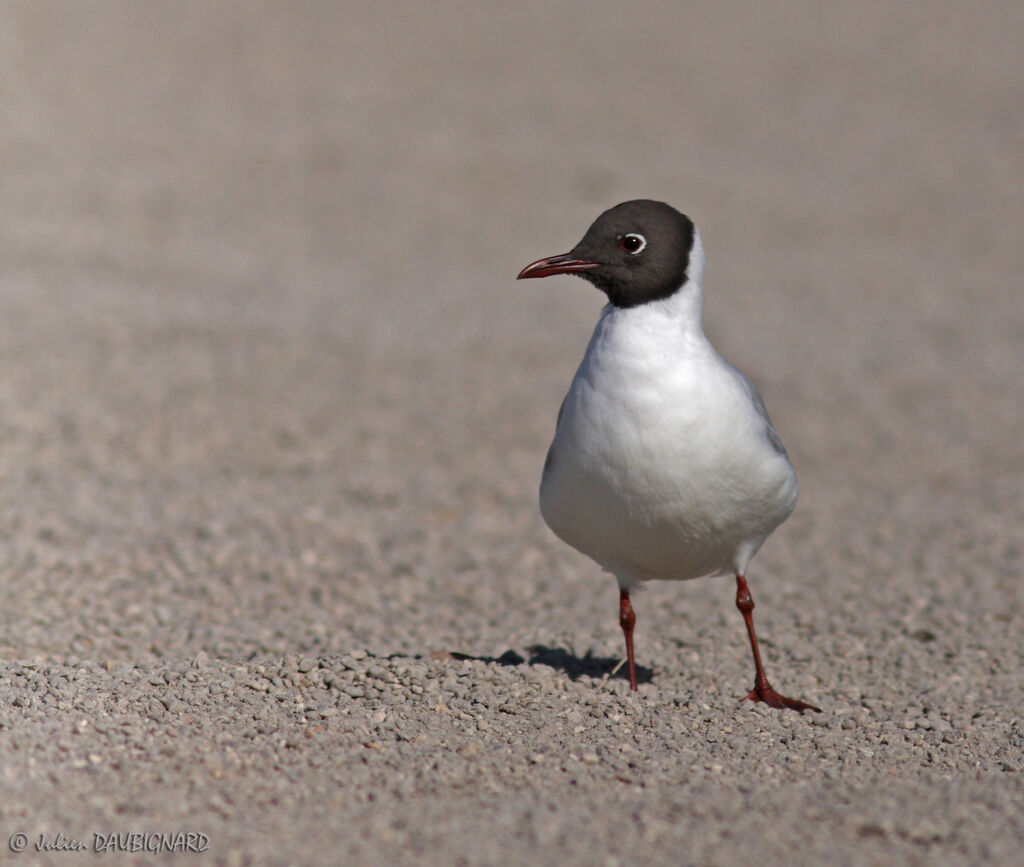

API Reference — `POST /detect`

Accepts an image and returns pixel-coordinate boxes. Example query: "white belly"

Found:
[540,313,797,588]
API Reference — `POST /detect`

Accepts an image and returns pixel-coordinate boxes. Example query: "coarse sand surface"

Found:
[0,2,1022,864]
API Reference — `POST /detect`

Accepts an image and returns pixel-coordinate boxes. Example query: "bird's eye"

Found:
[621,233,647,254]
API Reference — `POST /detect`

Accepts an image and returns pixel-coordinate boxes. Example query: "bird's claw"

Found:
[745,683,820,713]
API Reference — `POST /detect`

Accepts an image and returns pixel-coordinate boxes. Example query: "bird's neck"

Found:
[600,276,706,340]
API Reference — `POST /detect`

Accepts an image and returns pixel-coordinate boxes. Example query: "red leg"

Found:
[619,589,638,691]
[735,575,819,713]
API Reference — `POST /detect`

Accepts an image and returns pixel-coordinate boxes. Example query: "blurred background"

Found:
[0,0,1019,658]
[0,0,1021,860]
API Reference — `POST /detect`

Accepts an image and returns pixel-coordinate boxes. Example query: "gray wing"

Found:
[543,394,569,476]
[555,393,568,429]
[731,366,789,458]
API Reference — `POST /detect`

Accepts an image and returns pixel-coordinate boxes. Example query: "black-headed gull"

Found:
[519,200,819,712]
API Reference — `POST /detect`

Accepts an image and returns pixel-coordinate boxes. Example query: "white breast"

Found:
[539,287,797,589]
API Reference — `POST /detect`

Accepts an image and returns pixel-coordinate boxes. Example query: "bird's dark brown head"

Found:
[517,200,696,308]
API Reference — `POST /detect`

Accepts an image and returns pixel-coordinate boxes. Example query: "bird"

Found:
[517,199,819,712]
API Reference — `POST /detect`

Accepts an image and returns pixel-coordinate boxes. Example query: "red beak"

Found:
[517,253,599,280]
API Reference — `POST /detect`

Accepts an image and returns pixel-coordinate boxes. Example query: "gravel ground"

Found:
[1,2,1022,865]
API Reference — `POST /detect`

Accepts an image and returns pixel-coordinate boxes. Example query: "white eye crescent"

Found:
[621,233,647,254]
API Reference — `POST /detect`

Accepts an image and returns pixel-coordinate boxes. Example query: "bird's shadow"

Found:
[447,645,653,687]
